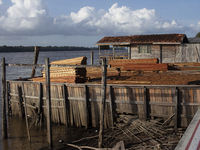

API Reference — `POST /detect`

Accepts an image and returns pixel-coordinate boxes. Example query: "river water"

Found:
[0,50,101,150]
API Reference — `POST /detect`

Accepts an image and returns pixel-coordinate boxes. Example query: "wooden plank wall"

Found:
[8,81,200,128]
[131,44,200,63]
[175,44,200,62]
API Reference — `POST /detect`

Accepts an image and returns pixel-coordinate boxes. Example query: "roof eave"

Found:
[95,42,130,46]
[153,42,181,45]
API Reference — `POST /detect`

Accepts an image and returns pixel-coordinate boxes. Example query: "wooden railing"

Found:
[99,53,129,60]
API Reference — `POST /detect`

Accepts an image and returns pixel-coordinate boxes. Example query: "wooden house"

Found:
[95,34,200,63]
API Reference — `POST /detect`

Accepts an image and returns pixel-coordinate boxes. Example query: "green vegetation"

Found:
[0,45,99,53]
[196,32,200,37]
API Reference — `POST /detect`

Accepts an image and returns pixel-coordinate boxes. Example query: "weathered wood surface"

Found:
[8,80,200,128]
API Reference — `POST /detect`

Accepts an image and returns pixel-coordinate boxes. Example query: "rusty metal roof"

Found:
[96,34,188,45]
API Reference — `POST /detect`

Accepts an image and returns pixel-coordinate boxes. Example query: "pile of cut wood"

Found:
[32,56,87,83]
[86,67,119,81]
[108,58,169,74]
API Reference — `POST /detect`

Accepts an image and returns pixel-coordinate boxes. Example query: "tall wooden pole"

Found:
[45,58,52,148]
[1,58,7,139]
[98,58,107,148]
[31,46,40,78]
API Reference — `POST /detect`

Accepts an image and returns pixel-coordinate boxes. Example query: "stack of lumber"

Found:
[50,56,87,65]
[108,58,168,71]
[108,58,158,67]
[41,67,86,77]
[169,62,200,67]
[33,56,87,83]
[86,67,119,80]
[123,63,168,71]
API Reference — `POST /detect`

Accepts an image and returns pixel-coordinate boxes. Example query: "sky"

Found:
[0,0,200,47]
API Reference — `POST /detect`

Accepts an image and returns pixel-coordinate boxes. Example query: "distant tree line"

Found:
[0,45,99,53]
[0,45,126,53]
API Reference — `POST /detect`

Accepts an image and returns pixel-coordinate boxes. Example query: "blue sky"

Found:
[0,0,200,47]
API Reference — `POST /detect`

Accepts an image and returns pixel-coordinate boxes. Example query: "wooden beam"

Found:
[45,58,53,148]
[1,58,7,139]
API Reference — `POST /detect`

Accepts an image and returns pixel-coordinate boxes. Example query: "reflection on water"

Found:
[4,116,97,150]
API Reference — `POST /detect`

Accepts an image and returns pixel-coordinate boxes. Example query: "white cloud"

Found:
[0,1,199,37]
[0,0,2,5]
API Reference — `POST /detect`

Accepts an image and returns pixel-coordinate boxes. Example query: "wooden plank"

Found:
[45,58,52,148]
[1,58,7,139]
[38,83,43,114]
[22,82,31,141]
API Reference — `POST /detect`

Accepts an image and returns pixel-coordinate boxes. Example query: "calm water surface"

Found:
[0,50,101,150]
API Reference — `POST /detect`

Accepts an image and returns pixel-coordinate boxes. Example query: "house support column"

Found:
[113,46,115,59]
[128,46,131,59]
[160,45,162,63]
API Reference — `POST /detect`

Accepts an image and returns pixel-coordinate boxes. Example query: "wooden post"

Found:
[31,46,40,78]
[91,51,94,65]
[174,87,178,130]
[22,82,31,141]
[63,84,68,126]
[143,87,147,121]
[38,83,43,127]
[1,58,7,139]
[45,58,53,148]
[108,86,114,131]
[98,58,107,148]
[38,83,43,115]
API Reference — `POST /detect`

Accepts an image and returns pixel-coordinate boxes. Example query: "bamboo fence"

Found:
[8,81,200,128]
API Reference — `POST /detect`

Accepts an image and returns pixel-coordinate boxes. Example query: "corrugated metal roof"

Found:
[96,34,188,45]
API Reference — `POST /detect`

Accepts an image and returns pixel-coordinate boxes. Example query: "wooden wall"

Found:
[175,44,200,62]
[131,45,160,61]
[8,81,200,128]
[131,44,200,63]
